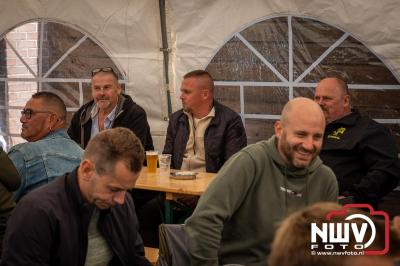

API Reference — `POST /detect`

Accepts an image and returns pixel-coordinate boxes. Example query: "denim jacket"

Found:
[8,130,83,200]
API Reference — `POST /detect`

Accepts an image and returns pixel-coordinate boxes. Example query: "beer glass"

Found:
[146,151,158,173]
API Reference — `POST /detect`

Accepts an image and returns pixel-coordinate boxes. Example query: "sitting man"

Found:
[8,92,83,200]
[314,77,400,208]
[68,67,156,217]
[0,147,20,255]
[185,97,338,266]
[163,69,247,173]
[1,128,151,266]
[68,67,154,151]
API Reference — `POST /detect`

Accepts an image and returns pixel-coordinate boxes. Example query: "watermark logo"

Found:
[310,204,389,256]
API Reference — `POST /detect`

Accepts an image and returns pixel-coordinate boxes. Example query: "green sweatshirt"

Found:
[185,136,338,266]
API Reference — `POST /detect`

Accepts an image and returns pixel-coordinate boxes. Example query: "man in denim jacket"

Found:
[8,92,83,200]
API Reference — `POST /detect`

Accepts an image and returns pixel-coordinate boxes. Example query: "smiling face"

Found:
[20,98,53,142]
[79,159,139,209]
[91,72,121,114]
[276,122,323,169]
[275,98,325,169]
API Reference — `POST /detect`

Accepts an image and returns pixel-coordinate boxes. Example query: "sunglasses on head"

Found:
[91,67,118,79]
[21,108,53,119]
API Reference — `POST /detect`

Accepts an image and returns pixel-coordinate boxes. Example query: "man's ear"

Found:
[201,88,210,99]
[344,94,351,108]
[274,120,283,139]
[80,159,95,181]
[48,113,60,129]
[117,84,122,94]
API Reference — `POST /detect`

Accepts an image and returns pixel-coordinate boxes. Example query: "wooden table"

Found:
[135,168,216,223]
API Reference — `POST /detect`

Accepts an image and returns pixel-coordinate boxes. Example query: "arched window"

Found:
[206,16,400,147]
[0,20,126,150]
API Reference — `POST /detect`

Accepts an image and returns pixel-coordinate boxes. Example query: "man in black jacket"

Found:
[67,67,157,229]
[314,77,400,208]
[163,70,247,173]
[68,67,154,151]
[1,128,151,266]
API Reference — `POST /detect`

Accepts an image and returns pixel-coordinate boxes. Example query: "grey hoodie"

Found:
[185,136,338,266]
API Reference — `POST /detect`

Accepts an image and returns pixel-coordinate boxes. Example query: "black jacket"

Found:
[1,168,151,266]
[319,109,400,207]
[68,94,154,151]
[0,148,20,255]
[163,101,247,173]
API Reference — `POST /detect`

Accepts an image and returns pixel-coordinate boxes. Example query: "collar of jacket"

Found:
[42,128,70,140]
[177,100,223,127]
[79,94,127,126]
[328,108,360,127]
[265,135,322,178]
[65,167,96,216]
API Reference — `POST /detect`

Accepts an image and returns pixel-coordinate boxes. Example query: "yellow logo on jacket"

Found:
[327,127,346,140]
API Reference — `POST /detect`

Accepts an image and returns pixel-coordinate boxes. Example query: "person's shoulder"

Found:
[356,114,392,136]
[238,141,269,161]
[316,163,337,181]
[74,99,93,115]
[168,109,185,122]
[69,100,94,129]
[18,176,66,211]
[8,142,26,153]
[214,101,240,118]
[8,141,36,156]
[122,94,146,113]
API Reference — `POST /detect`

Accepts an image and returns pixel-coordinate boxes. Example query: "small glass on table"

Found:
[158,154,172,176]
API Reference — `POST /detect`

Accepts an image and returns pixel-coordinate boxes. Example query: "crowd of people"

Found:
[0,68,399,265]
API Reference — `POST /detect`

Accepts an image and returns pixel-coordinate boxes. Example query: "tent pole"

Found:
[159,0,172,117]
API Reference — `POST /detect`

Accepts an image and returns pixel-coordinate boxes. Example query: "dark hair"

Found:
[183,69,214,92]
[32,91,67,121]
[84,127,145,175]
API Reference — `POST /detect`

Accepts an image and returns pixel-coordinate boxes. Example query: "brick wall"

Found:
[6,22,39,145]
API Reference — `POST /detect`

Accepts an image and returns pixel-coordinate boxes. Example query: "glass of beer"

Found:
[146,150,158,173]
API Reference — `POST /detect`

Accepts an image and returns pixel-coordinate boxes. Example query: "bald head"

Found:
[275,97,326,168]
[318,77,349,95]
[281,97,325,128]
[314,77,351,123]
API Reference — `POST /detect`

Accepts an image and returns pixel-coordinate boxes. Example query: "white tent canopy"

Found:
[1,0,399,149]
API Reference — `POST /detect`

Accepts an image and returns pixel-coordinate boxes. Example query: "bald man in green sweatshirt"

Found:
[185,97,338,266]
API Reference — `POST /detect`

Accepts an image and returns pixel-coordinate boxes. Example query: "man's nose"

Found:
[113,191,126,205]
[302,137,314,151]
[20,114,27,123]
